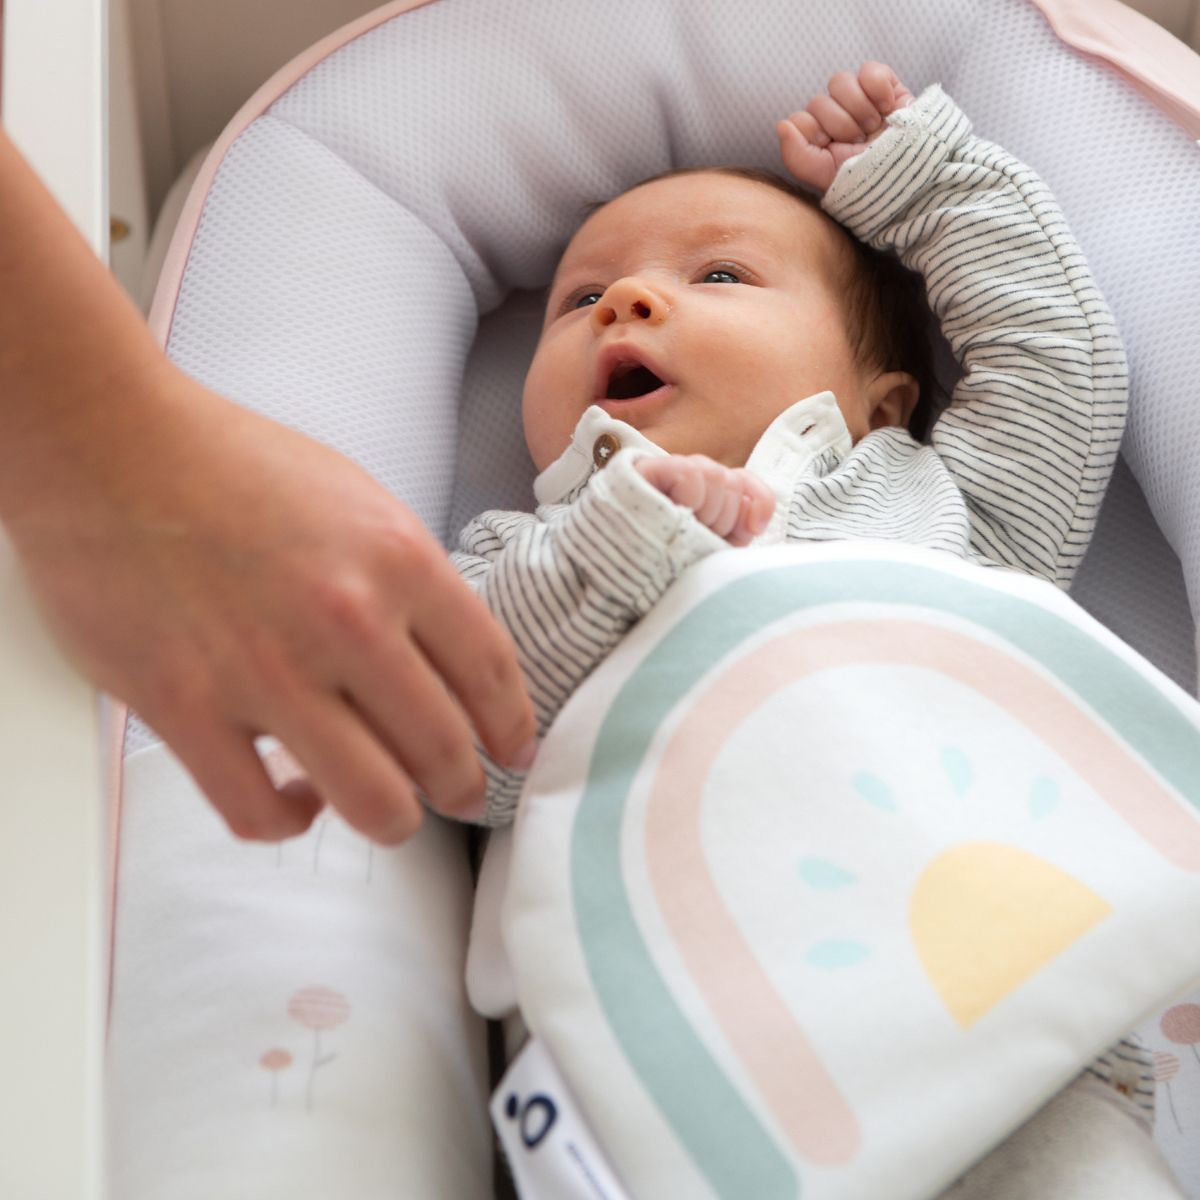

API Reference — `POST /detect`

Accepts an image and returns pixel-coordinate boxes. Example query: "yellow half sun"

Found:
[911,842,1111,1029]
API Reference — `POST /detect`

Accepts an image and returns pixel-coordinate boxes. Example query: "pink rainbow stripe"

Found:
[645,618,1200,1164]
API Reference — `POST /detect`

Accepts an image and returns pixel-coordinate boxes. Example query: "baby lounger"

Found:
[110,0,1200,1195]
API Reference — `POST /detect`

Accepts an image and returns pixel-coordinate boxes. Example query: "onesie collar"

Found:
[532,393,852,508]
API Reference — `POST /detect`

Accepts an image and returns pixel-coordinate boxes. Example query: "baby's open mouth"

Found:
[605,361,666,400]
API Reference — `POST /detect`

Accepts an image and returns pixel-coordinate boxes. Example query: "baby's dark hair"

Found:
[608,166,937,441]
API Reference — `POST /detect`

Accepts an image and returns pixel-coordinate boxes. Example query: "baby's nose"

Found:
[591,277,669,329]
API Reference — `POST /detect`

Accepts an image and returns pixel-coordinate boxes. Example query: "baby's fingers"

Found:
[858,62,914,118]
[827,71,884,136]
[776,113,837,192]
[806,94,865,146]
[728,473,775,546]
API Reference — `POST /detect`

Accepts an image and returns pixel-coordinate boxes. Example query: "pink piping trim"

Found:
[146,0,440,348]
[105,701,127,1035]
[1027,0,1200,139]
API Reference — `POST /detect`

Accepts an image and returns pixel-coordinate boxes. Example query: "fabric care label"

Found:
[492,1036,633,1200]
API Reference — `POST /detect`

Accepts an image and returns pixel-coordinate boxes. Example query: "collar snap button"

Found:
[592,433,621,469]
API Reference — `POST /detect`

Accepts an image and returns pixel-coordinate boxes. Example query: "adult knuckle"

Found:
[476,636,522,695]
[314,572,379,643]
[424,717,462,764]
[141,659,216,730]
[375,520,435,576]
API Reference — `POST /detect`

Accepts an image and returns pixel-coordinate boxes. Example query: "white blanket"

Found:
[496,543,1200,1200]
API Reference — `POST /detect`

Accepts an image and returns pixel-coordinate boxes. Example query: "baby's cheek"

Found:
[522,353,574,471]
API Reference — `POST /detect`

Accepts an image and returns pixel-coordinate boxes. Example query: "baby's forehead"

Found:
[553,170,835,280]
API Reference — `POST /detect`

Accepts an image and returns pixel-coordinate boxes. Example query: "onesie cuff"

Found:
[822,84,973,243]
[571,448,726,612]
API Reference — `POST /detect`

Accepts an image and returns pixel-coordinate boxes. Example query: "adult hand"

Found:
[0,130,535,845]
[7,365,536,843]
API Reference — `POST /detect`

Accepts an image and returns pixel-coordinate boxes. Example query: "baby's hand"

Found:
[777,62,915,194]
[636,455,774,546]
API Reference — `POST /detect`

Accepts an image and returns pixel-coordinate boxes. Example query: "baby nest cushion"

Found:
[117,0,1200,1196]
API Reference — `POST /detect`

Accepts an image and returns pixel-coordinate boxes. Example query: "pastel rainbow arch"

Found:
[569,559,1200,1200]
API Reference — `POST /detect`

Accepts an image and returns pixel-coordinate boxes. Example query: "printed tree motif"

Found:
[311,815,331,874]
[288,986,351,1112]
[1161,1003,1200,1066]
[259,1048,293,1108]
[1154,1051,1183,1134]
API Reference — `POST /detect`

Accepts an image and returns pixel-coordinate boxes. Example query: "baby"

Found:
[455,62,1127,825]
[458,64,1182,1196]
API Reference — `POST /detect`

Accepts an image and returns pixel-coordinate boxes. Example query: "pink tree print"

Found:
[259,1048,293,1108]
[1154,1051,1183,1134]
[1161,1003,1200,1067]
[288,986,351,1112]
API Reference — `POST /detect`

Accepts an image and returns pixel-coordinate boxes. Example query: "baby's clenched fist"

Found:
[777,62,915,194]
[636,454,775,546]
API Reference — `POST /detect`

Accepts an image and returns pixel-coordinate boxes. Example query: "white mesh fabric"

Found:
[166,114,473,532]
[1071,459,1196,693]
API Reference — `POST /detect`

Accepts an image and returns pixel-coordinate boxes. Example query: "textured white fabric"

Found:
[942,1074,1183,1200]
[108,746,491,1199]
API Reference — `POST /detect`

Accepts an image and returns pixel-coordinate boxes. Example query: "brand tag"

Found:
[492,1036,633,1200]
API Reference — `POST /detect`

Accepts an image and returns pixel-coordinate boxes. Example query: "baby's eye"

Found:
[702,269,742,284]
[573,291,603,309]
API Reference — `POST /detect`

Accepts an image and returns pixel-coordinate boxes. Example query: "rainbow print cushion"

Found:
[501,543,1200,1200]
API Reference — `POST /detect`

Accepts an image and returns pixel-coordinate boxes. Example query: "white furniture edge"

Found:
[1,2,109,1197]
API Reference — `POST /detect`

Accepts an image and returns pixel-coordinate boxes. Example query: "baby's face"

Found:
[523,172,876,472]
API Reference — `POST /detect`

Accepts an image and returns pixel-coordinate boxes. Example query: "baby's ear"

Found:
[866,371,920,431]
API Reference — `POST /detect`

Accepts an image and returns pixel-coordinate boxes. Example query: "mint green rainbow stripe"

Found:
[569,559,1200,1200]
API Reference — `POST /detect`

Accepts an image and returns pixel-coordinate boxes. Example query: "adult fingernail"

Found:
[509,737,539,771]
[455,797,489,825]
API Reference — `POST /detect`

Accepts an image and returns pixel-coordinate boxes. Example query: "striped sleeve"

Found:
[449,448,725,825]
[822,85,1127,587]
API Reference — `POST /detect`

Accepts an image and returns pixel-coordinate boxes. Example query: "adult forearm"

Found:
[0,128,169,523]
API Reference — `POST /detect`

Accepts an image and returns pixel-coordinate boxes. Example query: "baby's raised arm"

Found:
[778,66,1127,587]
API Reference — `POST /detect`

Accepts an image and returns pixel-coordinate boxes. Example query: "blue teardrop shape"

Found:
[852,771,895,812]
[805,940,871,969]
[941,746,972,797]
[798,858,856,890]
[1029,776,1060,820]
